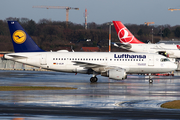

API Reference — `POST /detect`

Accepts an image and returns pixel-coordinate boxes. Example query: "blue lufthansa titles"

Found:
[114,54,146,59]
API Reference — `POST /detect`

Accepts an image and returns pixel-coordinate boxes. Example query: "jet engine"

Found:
[101,69,127,80]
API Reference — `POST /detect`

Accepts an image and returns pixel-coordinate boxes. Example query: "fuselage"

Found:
[4,52,177,74]
[126,43,180,58]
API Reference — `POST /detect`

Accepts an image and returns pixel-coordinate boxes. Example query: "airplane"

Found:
[112,21,180,61]
[4,21,177,83]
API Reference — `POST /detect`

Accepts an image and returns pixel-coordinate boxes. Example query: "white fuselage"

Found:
[129,43,180,58]
[4,52,177,74]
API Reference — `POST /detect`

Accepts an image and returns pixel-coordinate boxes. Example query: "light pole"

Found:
[160,26,163,41]
[152,28,153,43]
[107,22,113,52]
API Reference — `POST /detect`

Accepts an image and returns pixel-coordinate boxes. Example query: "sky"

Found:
[1,0,180,26]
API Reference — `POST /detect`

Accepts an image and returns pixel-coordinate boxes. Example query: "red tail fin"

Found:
[113,21,144,44]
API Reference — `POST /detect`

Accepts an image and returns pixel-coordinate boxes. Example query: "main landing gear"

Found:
[90,76,98,83]
[90,73,98,83]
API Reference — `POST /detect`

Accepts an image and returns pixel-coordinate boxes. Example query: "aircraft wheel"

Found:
[90,77,98,83]
[149,79,153,83]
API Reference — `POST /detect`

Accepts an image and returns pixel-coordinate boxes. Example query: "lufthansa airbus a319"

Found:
[4,21,177,83]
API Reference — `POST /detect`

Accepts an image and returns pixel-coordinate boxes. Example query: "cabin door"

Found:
[40,54,47,65]
[148,55,154,66]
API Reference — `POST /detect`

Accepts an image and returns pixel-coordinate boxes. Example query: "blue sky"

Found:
[1,0,180,26]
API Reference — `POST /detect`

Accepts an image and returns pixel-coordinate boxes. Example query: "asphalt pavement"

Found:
[0,70,180,119]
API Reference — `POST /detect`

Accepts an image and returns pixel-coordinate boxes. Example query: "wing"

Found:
[112,42,132,50]
[72,61,123,73]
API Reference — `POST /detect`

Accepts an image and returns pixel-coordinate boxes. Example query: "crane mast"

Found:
[33,6,79,27]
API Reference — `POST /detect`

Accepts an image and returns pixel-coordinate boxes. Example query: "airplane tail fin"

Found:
[113,21,144,44]
[8,21,44,52]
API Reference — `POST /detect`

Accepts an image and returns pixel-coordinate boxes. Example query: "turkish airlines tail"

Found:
[113,21,144,44]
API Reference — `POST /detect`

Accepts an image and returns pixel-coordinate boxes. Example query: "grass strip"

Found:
[0,86,76,91]
[161,100,180,109]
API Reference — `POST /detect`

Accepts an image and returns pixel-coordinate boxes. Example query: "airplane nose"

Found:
[172,63,178,70]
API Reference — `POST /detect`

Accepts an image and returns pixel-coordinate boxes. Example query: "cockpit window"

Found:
[160,58,170,62]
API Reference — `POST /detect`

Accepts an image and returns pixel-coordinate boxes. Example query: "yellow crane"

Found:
[33,6,79,27]
[144,22,154,26]
[168,8,180,11]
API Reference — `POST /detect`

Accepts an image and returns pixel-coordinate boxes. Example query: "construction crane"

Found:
[33,6,79,27]
[168,8,180,11]
[144,22,155,26]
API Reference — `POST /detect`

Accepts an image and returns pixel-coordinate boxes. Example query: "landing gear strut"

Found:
[90,72,98,83]
[90,77,98,83]
[149,74,153,83]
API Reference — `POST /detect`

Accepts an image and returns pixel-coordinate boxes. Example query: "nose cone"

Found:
[171,63,178,71]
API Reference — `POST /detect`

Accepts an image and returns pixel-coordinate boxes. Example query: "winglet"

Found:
[113,21,144,44]
[8,21,44,52]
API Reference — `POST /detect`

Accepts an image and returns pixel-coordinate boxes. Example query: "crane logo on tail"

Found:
[118,27,134,44]
[13,30,26,44]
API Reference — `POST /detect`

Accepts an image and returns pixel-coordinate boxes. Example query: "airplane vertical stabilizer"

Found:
[8,21,44,52]
[113,21,144,44]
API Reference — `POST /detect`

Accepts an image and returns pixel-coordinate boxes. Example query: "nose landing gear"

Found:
[149,74,153,83]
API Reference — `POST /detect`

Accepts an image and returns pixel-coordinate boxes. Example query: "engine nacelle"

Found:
[101,69,127,80]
